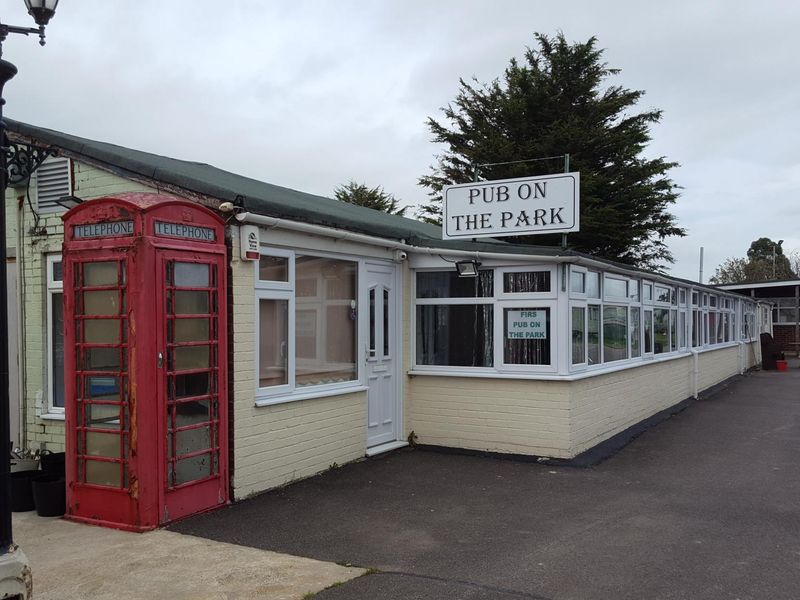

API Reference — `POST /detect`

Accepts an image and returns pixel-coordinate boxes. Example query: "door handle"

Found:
[157,352,164,369]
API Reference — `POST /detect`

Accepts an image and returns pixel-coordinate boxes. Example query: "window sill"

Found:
[39,412,65,421]
[409,342,750,382]
[255,385,368,407]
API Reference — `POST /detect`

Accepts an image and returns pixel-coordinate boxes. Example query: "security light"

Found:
[456,259,481,278]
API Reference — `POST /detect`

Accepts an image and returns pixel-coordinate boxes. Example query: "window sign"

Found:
[506,310,548,339]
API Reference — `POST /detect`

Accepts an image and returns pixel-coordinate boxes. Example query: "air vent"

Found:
[36,157,72,213]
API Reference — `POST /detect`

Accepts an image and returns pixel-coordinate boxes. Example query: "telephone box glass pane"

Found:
[85,460,121,487]
[176,400,210,427]
[83,290,121,315]
[83,319,120,344]
[85,403,120,428]
[83,347,123,371]
[84,262,119,286]
[174,372,210,398]
[175,454,212,485]
[173,345,210,370]
[173,318,210,342]
[175,427,210,455]
[86,376,121,401]
[174,291,209,314]
[174,263,210,287]
[85,431,121,458]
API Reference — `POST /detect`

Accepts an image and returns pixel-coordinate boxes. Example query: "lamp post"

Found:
[0,0,58,577]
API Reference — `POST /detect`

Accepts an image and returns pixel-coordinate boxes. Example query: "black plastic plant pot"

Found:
[32,474,66,517]
[40,451,66,478]
[10,470,39,512]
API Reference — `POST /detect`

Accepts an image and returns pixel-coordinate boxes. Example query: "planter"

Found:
[32,474,66,517]
[776,359,788,372]
[40,451,66,478]
[10,470,39,512]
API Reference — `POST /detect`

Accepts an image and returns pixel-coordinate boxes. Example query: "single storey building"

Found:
[4,119,767,527]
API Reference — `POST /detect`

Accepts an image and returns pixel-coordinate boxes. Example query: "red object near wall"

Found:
[62,193,228,531]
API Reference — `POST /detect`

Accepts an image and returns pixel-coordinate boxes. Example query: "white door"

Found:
[364,262,399,448]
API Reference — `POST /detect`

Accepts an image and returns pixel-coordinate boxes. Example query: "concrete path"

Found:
[173,366,800,600]
[13,511,363,599]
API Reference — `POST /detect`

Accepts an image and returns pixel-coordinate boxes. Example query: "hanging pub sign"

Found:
[442,172,579,240]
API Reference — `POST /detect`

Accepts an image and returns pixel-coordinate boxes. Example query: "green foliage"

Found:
[711,238,796,284]
[417,32,685,270]
[334,181,407,216]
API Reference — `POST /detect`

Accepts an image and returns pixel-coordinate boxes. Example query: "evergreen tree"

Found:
[334,181,407,216]
[417,33,684,269]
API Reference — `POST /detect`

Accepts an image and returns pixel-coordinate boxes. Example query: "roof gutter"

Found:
[234,211,573,263]
[236,212,760,299]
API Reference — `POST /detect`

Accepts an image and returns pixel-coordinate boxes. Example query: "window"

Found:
[502,270,551,294]
[643,283,653,302]
[644,309,653,354]
[504,307,550,365]
[655,285,671,304]
[36,157,72,213]
[586,272,600,299]
[256,250,358,399]
[630,307,641,358]
[416,270,493,367]
[604,276,628,300]
[571,307,586,365]
[588,305,601,364]
[570,271,585,294]
[679,288,687,305]
[47,255,64,413]
[603,305,628,362]
[654,308,669,354]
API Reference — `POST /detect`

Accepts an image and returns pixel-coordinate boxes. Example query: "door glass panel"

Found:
[175,400,210,428]
[173,318,210,342]
[173,345,210,370]
[369,289,376,355]
[83,290,121,315]
[174,291,209,314]
[85,431,121,458]
[85,460,121,487]
[174,372,210,398]
[383,289,390,357]
[174,263,210,287]
[85,376,121,401]
[84,262,119,286]
[175,453,212,485]
[175,426,210,455]
[83,319,120,344]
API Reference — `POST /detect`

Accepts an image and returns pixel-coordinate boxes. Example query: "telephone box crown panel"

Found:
[62,193,229,531]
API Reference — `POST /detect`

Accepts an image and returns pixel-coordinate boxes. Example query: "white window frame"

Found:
[569,301,588,368]
[496,299,558,373]
[255,247,363,404]
[46,254,64,415]
[497,265,558,299]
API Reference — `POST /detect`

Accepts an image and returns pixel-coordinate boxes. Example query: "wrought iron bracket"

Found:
[4,138,52,186]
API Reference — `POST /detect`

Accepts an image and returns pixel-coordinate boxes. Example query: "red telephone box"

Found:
[62,193,228,531]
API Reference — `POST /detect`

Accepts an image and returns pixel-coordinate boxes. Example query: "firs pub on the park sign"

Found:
[442,172,580,240]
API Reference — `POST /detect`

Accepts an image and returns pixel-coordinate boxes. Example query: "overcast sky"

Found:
[3,1,798,280]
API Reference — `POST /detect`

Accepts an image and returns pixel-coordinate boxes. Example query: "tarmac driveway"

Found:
[172,367,800,600]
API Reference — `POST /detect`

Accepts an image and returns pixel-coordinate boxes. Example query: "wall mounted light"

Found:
[456,259,481,278]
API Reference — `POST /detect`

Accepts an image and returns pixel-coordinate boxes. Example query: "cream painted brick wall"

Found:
[570,357,693,455]
[407,376,573,457]
[229,227,367,499]
[11,161,156,450]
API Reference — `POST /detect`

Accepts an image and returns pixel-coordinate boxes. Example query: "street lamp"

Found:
[1,1,58,596]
